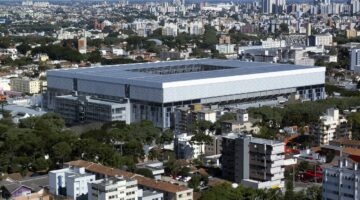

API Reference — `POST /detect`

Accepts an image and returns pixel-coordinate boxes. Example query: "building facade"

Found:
[55,95,130,124]
[10,78,42,94]
[49,167,96,200]
[65,160,193,200]
[88,177,138,200]
[311,108,351,145]
[221,133,285,189]
[350,49,360,73]
[308,34,333,46]
[174,105,217,134]
[323,159,360,200]
[174,133,205,159]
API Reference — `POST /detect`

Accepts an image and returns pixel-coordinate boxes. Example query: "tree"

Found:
[148,147,161,160]
[284,179,295,199]
[190,133,213,146]
[158,129,174,144]
[32,157,49,171]
[123,140,144,160]
[164,159,184,177]
[34,113,65,133]
[32,45,84,62]
[0,37,11,49]
[196,120,214,134]
[297,160,310,172]
[152,28,162,37]
[16,43,32,55]
[52,142,72,164]
[202,25,217,49]
[347,112,360,139]
[279,23,289,34]
[87,50,102,63]
[305,186,322,200]
[188,174,202,191]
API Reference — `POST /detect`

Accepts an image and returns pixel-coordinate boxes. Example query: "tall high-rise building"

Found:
[22,0,33,6]
[118,0,128,6]
[78,30,87,54]
[350,0,360,14]
[262,0,286,14]
[350,49,360,72]
[306,23,312,36]
[221,134,285,189]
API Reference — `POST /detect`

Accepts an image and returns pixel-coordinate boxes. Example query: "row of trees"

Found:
[249,96,360,128]
[0,113,173,175]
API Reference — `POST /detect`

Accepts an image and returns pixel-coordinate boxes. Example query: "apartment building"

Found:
[323,159,360,200]
[188,21,204,35]
[215,44,235,54]
[49,167,96,200]
[174,105,217,134]
[308,33,333,46]
[204,135,222,156]
[88,177,138,200]
[136,161,165,180]
[162,23,178,37]
[350,49,360,73]
[10,78,41,94]
[65,160,193,200]
[221,133,285,189]
[221,110,260,134]
[174,133,205,159]
[311,108,351,145]
[55,95,130,125]
[260,38,286,48]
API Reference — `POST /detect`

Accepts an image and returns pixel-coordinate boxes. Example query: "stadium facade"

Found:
[45,59,326,128]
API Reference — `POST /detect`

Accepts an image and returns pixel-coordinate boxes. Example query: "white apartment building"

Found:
[309,33,333,46]
[88,177,138,200]
[311,108,351,145]
[215,44,235,54]
[175,133,205,160]
[10,78,42,94]
[323,159,360,200]
[49,167,96,199]
[351,0,360,14]
[188,21,204,35]
[294,57,316,66]
[262,0,286,14]
[221,110,260,134]
[260,38,286,48]
[162,23,178,37]
[66,160,193,200]
[350,49,360,73]
[136,161,165,180]
[0,78,10,92]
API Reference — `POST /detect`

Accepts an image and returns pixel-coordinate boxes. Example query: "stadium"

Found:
[45,59,326,128]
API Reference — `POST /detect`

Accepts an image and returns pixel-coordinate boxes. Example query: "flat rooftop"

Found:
[223,133,283,146]
[48,59,323,85]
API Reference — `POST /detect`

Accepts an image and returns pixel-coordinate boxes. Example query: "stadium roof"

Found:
[48,59,324,88]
